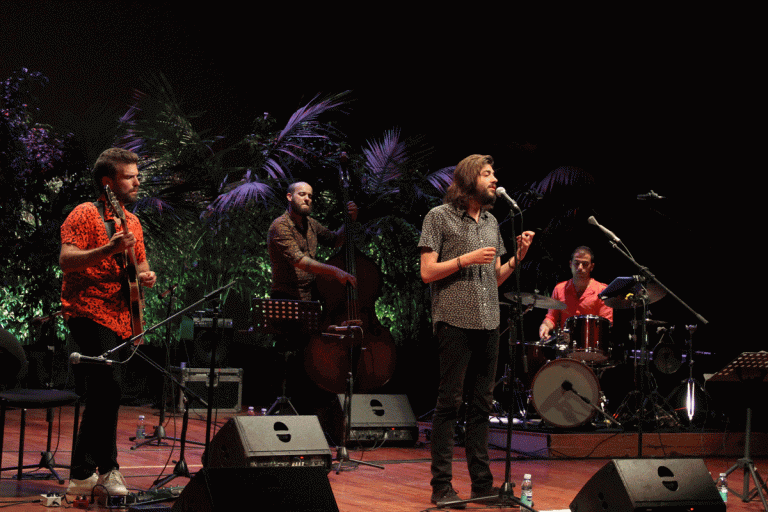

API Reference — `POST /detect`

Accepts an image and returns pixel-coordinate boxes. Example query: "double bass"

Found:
[304,154,397,394]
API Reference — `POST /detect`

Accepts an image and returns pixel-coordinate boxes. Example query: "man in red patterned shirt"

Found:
[60,148,156,501]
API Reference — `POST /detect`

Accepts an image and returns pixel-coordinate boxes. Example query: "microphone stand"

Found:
[589,217,708,457]
[91,282,235,487]
[132,284,190,449]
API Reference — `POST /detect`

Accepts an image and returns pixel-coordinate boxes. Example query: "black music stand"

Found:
[709,352,768,509]
[252,298,322,415]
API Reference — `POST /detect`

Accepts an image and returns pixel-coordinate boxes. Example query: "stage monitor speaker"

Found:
[171,466,339,512]
[570,458,725,512]
[205,415,332,471]
[325,394,418,445]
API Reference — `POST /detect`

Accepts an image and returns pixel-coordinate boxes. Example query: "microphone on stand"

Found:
[495,187,520,211]
[69,352,117,365]
[587,215,621,243]
[637,190,665,200]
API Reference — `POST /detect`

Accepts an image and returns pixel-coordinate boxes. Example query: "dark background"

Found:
[3,2,758,423]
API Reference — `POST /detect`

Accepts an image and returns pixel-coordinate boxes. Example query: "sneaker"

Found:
[66,472,98,495]
[94,468,128,503]
[431,486,467,509]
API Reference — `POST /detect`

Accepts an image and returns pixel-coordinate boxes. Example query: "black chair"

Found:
[0,327,80,483]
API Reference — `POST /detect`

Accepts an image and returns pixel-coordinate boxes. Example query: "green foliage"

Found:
[0,69,90,343]
[1,70,449,352]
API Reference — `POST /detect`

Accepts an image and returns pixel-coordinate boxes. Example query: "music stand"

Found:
[252,298,322,415]
[709,351,768,509]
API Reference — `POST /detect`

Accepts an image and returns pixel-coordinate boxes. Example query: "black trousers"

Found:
[68,317,125,479]
[430,322,499,492]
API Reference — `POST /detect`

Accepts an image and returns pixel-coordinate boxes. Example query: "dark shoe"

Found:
[431,486,467,509]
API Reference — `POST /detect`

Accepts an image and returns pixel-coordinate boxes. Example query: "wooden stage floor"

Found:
[2,404,767,511]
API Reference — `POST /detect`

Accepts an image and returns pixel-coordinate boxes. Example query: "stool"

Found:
[0,388,80,483]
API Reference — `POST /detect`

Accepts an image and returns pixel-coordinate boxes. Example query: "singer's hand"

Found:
[516,231,535,261]
[467,246,497,266]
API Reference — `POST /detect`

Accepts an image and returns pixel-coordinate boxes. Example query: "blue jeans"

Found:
[430,322,499,492]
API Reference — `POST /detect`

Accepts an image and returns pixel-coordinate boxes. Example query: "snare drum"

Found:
[530,358,601,428]
[565,315,611,363]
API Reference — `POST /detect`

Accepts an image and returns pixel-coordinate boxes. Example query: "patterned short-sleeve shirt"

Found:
[267,211,338,300]
[60,200,146,339]
[418,204,507,331]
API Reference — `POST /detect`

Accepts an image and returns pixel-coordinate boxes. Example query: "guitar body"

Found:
[105,185,145,344]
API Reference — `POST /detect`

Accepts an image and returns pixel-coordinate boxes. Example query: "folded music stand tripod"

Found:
[709,351,768,510]
[252,298,322,415]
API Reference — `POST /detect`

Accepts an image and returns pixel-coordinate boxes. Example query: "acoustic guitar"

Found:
[105,185,145,343]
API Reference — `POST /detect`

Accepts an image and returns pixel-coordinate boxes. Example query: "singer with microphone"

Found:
[59,148,156,502]
[538,246,613,340]
[419,154,534,508]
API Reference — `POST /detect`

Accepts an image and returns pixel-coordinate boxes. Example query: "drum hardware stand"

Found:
[591,215,708,457]
[665,325,711,428]
[710,352,768,510]
[611,305,681,437]
[325,324,385,474]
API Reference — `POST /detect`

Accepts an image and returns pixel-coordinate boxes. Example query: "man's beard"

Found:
[476,189,496,208]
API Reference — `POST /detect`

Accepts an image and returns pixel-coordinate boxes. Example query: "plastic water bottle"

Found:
[716,472,728,505]
[520,473,533,507]
[260,407,268,416]
[247,406,256,416]
[136,415,146,440]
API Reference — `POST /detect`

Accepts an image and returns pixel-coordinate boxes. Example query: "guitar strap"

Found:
[94,201,116,239]
[95,201,129,301]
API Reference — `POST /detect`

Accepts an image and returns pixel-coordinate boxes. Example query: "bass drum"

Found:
[530,358,601,428]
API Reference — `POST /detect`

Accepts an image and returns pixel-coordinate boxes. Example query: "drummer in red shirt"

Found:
[538,246,613,343]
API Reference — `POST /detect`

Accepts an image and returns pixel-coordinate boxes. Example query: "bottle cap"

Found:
[524,473,531,479]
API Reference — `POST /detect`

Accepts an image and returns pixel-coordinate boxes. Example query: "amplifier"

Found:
[193,316,234,330]
[171,367,243,414]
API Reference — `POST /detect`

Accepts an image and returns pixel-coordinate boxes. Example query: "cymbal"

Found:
[603,282,666,309]
[503,292,567,310]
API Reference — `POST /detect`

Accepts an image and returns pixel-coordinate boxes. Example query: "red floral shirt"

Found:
[60,200,146,339]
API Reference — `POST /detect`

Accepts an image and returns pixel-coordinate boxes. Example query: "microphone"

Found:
[561,380,573,392]
[587,215,621,243]
[637,190,665,200]
[69,352,116,365]
[495,187,520,211]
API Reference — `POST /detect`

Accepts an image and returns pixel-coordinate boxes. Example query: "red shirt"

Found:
[544,278,613,329]
[60,200,146,339]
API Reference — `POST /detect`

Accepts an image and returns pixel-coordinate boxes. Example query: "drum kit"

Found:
[502,283,693,430]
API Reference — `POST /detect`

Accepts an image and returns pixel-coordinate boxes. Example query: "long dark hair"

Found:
[443,154,493,210]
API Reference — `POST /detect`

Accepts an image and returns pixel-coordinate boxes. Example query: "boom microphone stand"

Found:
[131,284,203,448]
[588,215,708,457]
[93,282,236,486]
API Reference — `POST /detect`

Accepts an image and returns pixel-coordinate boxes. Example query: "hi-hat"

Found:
[504,292,567,310]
